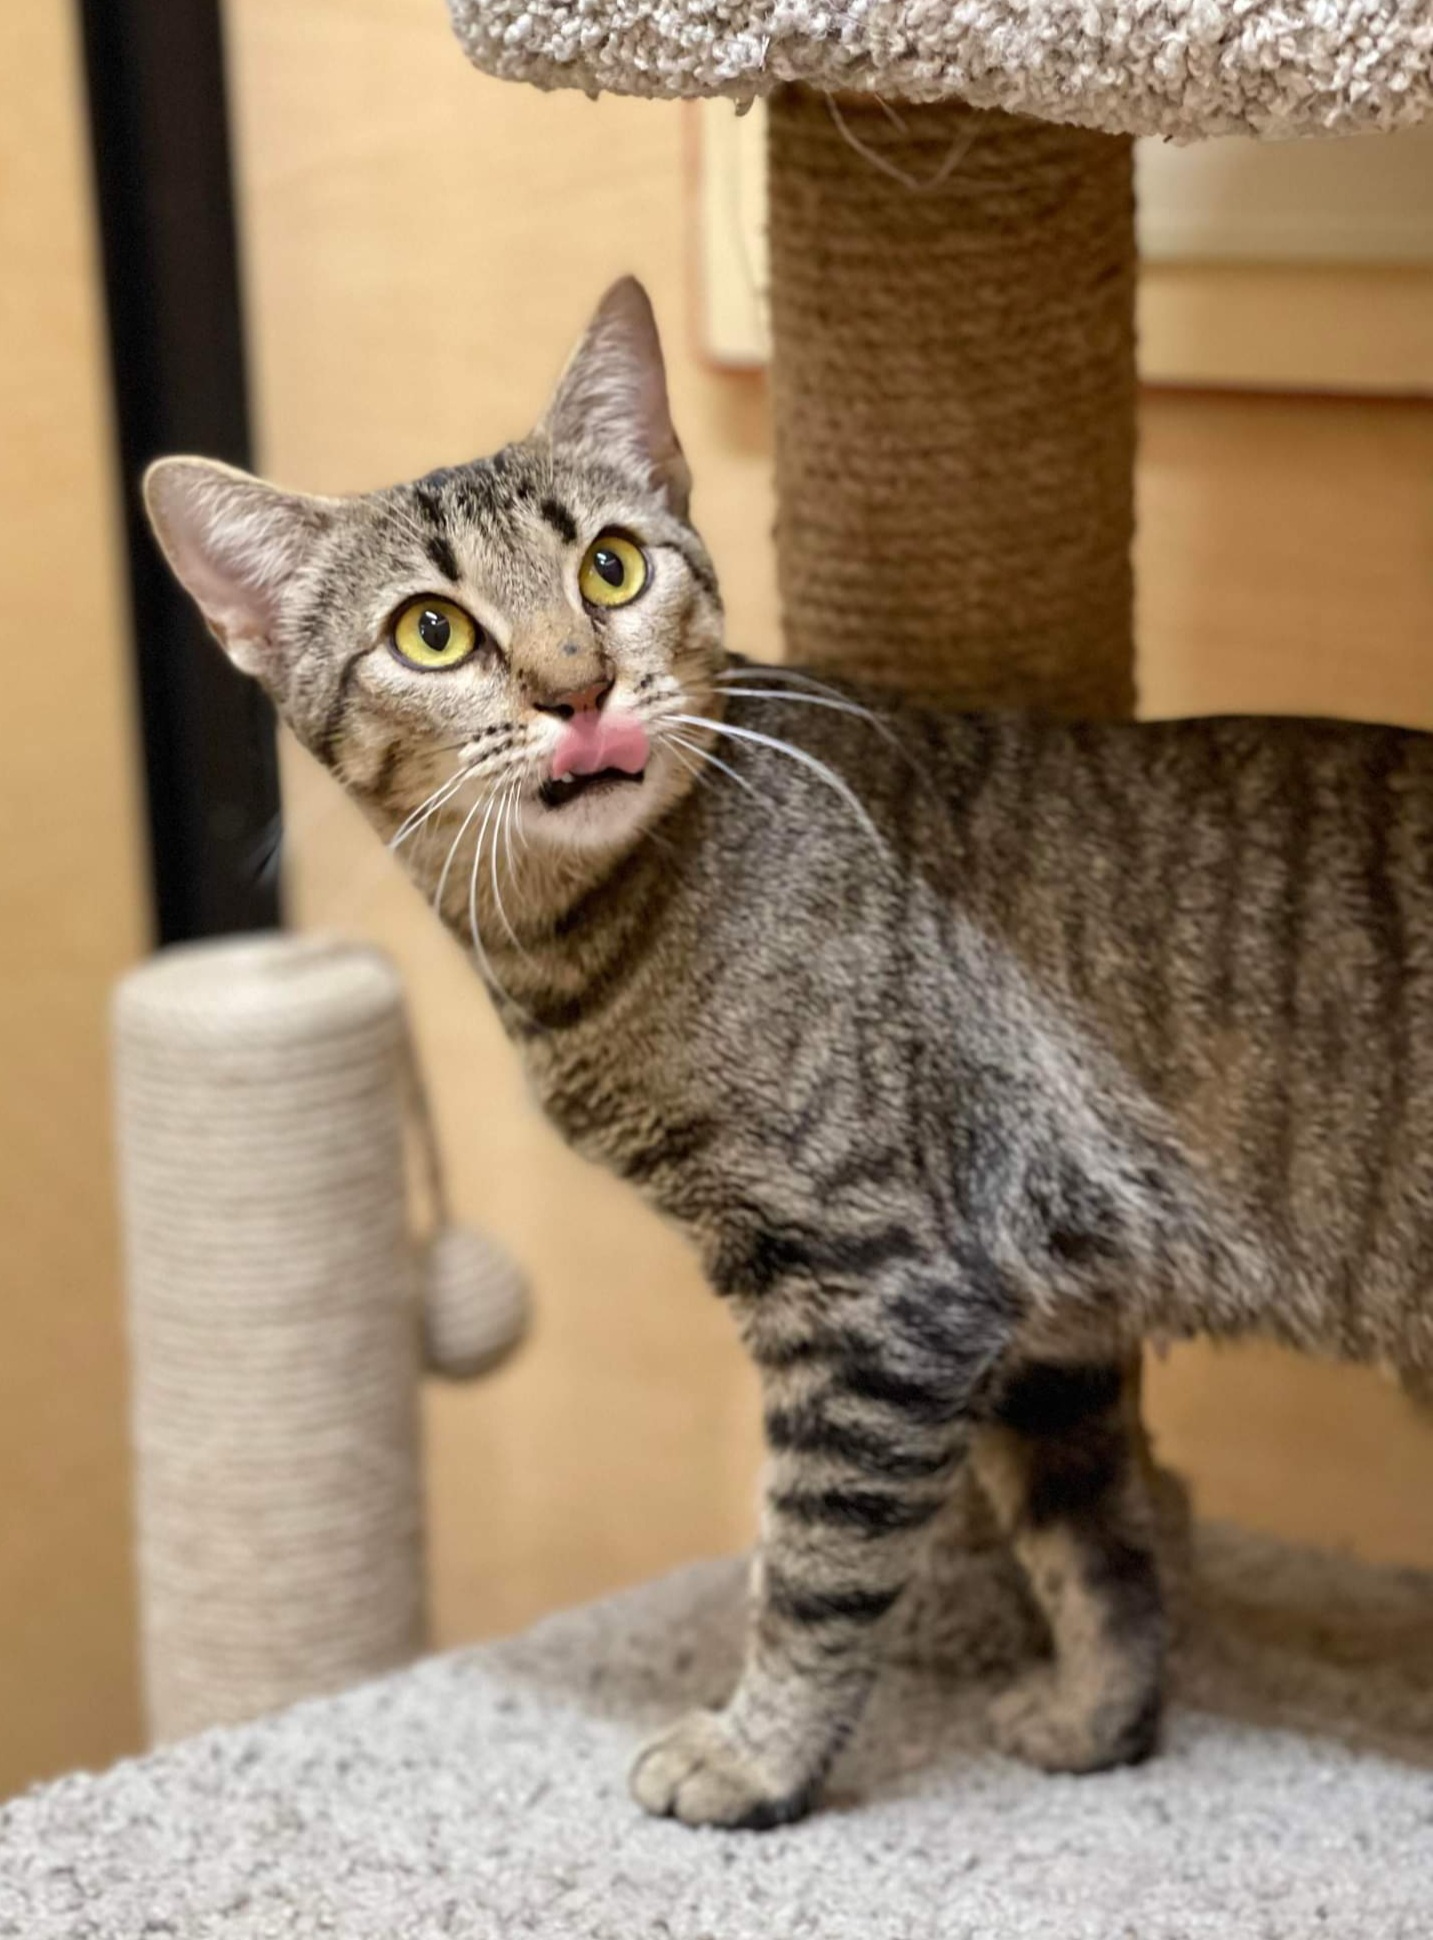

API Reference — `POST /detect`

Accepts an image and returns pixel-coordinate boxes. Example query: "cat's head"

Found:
[144,278,723,859]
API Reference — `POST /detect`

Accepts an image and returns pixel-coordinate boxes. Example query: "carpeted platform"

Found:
[446,0,1433,139]
[2,1525,1430,1937]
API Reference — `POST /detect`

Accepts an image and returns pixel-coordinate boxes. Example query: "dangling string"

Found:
[823,92,979,193]
[397,998,531,1381]
[398,1007,451,1236]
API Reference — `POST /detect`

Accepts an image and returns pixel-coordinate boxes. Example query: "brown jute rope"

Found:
[766,88,1157,1574]
[767,88,1137,717]
[113,934,428,1741]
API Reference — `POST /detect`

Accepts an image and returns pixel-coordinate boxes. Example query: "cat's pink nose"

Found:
[533,678,611,721]
[549,708,650,781]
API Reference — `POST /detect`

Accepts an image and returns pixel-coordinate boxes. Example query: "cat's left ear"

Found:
[143,457,336,684]
[540,278,692,519]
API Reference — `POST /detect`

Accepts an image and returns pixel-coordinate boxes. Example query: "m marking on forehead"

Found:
[410,482,462,584]
[540,497,578,546]
[424,530,460,582]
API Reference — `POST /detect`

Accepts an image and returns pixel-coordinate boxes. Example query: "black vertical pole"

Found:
[77,0,282,942]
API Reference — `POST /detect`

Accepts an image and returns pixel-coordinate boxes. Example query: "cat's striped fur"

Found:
[146,279,1431,1830]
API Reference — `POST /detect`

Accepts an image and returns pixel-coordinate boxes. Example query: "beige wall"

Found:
[1139,264,1433,394]
[0,4,148,1795]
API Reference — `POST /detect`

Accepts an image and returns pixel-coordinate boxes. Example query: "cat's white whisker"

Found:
[466,791,501,980]
[389,768,472,852]
[713,670,919,775]
[466,787,532,1021]
[414,793,450,881]
[661,736,714,797]
[662,733,705,773]
[715,664,860,701]
[664,729,778,817]
[433,792,487,919]
[509,782,533,857]
[671,713,885,848]
[715,685,877,725]
[490,782,529,957]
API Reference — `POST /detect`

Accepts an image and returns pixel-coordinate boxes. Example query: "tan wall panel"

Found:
[1140,264,1433,396]
[0,4,148,1794]
[1138,390,1433,1563]
[1139,392,1433,729]
[226,0,1433,1675]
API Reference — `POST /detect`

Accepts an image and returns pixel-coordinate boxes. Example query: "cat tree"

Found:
[5,3,1430,1931]
[446,0,1433,1607]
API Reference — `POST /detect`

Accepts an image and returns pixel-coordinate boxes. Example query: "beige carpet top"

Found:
[446,0,1432,140]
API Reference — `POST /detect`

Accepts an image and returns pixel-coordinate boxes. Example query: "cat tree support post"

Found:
[764,93,1144,1558]
[766,93,1135,717]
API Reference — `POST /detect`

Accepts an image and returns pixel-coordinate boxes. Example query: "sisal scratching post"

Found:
[766,87,1151,1569]
[766,90,1136,717]
[113,933,527,1742]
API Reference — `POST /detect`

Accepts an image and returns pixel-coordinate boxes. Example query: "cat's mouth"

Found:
[538,766,646,811]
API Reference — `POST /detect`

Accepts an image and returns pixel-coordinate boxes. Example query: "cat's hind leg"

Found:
[972,1355,1166,1773]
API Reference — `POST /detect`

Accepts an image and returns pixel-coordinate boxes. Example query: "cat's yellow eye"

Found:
[578,533,648,609]
[391,596,480,671]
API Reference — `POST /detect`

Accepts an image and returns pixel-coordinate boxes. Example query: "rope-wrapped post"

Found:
[767,89,1137,717]
[113,935,428,1740]
[767,88,1155,1568]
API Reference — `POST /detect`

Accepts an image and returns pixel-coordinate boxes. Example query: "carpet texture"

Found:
[3,1523,1431,1936]
[446,0,1433,140]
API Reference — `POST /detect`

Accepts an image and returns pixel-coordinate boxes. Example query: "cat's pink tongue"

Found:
[550,711,649,781]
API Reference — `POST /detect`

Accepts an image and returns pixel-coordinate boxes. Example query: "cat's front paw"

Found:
[630,1709,816,1830]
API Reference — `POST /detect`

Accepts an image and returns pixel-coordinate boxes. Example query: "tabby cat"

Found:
[146,279,1431,1830]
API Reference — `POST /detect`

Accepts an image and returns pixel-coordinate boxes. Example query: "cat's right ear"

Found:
[143,458,335,683]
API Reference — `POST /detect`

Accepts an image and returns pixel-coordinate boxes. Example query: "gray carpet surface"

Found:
[2,1525,1431,1938]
